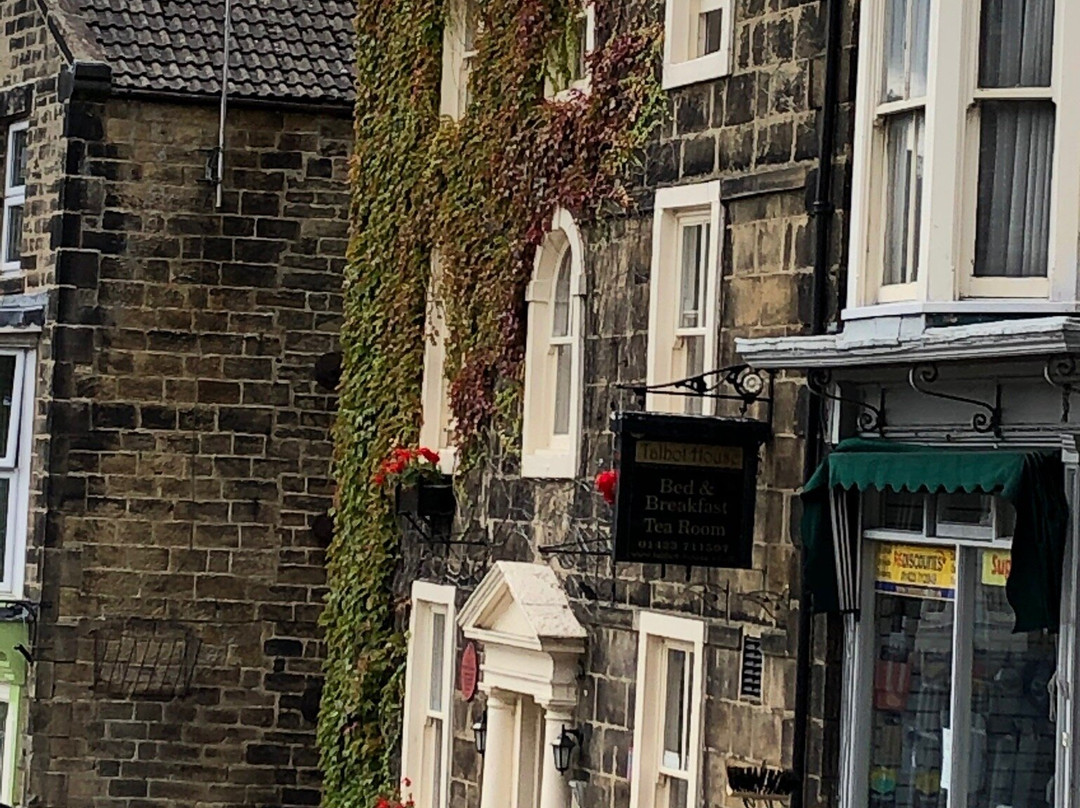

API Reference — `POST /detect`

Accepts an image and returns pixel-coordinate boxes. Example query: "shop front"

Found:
[739,318,1080,808]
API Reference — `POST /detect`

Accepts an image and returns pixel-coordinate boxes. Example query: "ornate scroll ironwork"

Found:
[806,369,886,436]
[616,364,774,424]
[1044,354,1079,423]
[908,363,1002,437]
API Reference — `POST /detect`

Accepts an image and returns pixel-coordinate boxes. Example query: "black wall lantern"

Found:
[472,711,488,755]
[551,726,582,774]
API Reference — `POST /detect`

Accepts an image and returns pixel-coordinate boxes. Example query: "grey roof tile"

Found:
[68,0,356,104]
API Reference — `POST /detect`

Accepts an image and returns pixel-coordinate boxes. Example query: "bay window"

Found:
[647,182,721,415]
[848,0,1080,311]
[0,350,33,599]
[521,209,584,479]
[630,612,705,808]
[401,583,456,808]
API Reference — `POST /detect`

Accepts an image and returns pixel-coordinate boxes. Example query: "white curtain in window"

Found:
[975,0,1055,279]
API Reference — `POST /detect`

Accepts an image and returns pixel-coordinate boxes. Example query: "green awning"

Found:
[802,439,1068,632]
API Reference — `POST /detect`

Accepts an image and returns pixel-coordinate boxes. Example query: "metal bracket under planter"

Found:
[395,476,456,542]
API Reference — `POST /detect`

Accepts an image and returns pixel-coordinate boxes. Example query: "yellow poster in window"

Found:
[981,549,1011,587]
[875,543,957,600]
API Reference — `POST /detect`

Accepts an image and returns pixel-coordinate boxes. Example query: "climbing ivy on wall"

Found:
[320,0,663,803]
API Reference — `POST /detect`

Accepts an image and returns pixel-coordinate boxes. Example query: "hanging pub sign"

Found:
[612,412,768,569]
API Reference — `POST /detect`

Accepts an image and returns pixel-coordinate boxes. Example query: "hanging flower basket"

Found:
[395,476,455,518]
[373,446,456,520]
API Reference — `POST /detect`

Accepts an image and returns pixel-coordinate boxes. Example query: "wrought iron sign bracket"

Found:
[908,363,1002,438]
[1044,354,1079,423]
[616,365,775,431]
[806,369,886,436]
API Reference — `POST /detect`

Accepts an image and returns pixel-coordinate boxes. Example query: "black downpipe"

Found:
[792,0,844,807]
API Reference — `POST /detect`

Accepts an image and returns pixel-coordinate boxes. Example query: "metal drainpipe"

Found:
[215,0,233,210]
[792,0,844,806]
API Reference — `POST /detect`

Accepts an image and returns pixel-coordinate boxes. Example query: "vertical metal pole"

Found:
[215,0,233,209]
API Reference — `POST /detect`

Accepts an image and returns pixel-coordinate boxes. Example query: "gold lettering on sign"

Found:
[636,441,742,468]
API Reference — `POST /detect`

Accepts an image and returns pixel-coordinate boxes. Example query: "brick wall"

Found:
[26,91,350,807]
[406,1,858,807]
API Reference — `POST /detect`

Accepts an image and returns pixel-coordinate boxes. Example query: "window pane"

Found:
[7,129,26,189]
[571,14,588,80]
[882,0,931,102]
[683,336,705,416]
[662,648,689,770]
[979,0,1054,88]
[552,250,572,338]
[4,205,22,265]
[869,550,955,808]
[865,490,925,532]
[883,112,924,286]
[424,716,444,807]
[937,492,993,527]
[553,344,571,435]
[0,355,16,459]
[974,101,1054,278]
[666,777,689,808]
[463,0,478,52]
[0,478,11,575]
[429,611,445,712]
[679,223,708,329]
[697,8,723,57]
[0,700,7,775]
[966,558,1056,807]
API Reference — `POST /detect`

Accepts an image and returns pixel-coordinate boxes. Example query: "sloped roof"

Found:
[59,0,356,104]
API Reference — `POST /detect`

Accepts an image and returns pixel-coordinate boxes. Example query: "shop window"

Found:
[847,491,1059,807]
[400,583,456,808]
[547,5,596,98]
[847,0,1080,311]
[419,255,456,471]
[630,612,705,808]
[440,0,480,118]
[662,0,734,89]
[647,182,722,415]
[521,209,584,479]
[1,122,26,273]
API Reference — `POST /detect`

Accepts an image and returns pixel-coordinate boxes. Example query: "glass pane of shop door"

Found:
[869,545,955,808]
[966,549,1056,808]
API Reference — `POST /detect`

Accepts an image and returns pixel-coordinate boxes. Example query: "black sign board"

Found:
[612,412,768,569]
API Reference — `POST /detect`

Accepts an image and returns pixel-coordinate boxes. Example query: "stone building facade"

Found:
[396,2,857,808]
[0,1,354,805]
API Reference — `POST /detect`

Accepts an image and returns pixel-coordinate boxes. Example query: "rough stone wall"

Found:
[29,93,350,807]
[407,1,858,807]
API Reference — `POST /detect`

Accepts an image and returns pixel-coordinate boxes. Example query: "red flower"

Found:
[375,799,389,808]
[418,447,440,464]
[372,471,386,487]
[596,469,618,505]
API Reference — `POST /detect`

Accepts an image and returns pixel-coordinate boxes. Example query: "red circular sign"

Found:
[459,641,478,701]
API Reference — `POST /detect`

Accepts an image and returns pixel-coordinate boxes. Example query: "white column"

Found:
[539,707,573,808]
[480,690,516,808]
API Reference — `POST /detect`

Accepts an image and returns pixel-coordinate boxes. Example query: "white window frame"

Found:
[0,683,18,805]
[439,0,480,119]
[547,5,597,100]
[629,611,706,808]
[662,0,734,90]
[647,182,722,415]
[839,490,1073,808]
[1,121,27,275]
[0,350,34,600]
[419,254,457,474]
[400,582,457,808]
[846,0,1080,311]
[521,208,585,480]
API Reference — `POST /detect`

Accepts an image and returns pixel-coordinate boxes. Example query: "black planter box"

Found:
[395,477,455,518]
